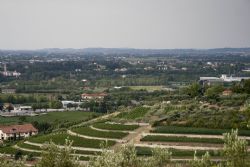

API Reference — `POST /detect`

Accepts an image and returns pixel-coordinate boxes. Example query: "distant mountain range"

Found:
[1,47,250,55]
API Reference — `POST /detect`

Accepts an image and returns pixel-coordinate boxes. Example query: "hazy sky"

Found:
[0,0,250,50]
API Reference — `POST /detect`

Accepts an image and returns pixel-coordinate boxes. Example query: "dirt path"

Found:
[24,141,107,152]
[13,145,41,153]
[14,145,97,158]
[134,143,222,151]
[111,125,152,149]
[140,141,223,148]
[143,132,250,140]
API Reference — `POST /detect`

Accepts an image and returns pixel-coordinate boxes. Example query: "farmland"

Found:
[152,126,250,136]
[28,132,116,148]
[141,135,225,144]
[92,123,139,131]
[71,126,128,139]
[0,111,99,125]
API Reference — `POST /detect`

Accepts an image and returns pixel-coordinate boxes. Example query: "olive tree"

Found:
[223,129,249,167]
[36,139,83,167]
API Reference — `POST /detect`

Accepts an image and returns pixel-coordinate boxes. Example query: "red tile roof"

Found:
[0,124,38,134]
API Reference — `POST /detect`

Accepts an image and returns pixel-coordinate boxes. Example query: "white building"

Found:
[61,101,82,108]
[200,74,250,83]
[0,124,38,140]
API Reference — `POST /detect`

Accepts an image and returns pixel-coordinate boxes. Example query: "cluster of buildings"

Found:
[81,93,107,101]
[200,74,250,85]
[61,93,107,109]
[1,64,21,77]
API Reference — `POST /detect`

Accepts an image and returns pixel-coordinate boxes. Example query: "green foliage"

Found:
[0,155,25,167]
[233,79,250,94]
[72,126,128,139]
[93,123,139,131]
[14,150,23,160]
[136,147,221,157]
[36,139,83,167]
[88,144,172,167]
[0,94,49,104]
[205,85,224,100]
[185,83,202,98]
[190,129,250,167]
[49,100,63,109]
[190,152,213,167]
[223,129,249,167]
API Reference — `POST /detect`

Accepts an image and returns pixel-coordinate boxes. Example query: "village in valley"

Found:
[1,48,250,166]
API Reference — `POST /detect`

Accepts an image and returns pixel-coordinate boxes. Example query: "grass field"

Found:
[141,135,225,144]
[135,147,222,157]
[93,123,139,131]
[71,126,128,139]
[153,126,250,136]
[29,132,116,148]
[0,111,99,125]
[116,107,150,119]
[128,86,164,92]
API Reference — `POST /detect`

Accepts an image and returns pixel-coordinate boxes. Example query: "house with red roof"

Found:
[0,124,38,141]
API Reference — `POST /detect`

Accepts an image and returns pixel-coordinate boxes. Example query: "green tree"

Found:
[36,139,82,167]
[205,85,224,100]
[223,129,249,167]
[190,152,213,167]
[49,100,63,109]
[185,83,202,98]
[89,144,172,167]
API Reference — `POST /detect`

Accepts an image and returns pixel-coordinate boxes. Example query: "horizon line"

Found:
[1,46,250,51]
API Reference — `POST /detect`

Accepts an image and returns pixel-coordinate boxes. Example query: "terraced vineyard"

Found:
[141,135,225,144]
[17,142,42,150]
[93,123,139,131]
[2,111,250,164]
[71,126,128,139]
[152,126,250,136]
[29,132,116,148]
